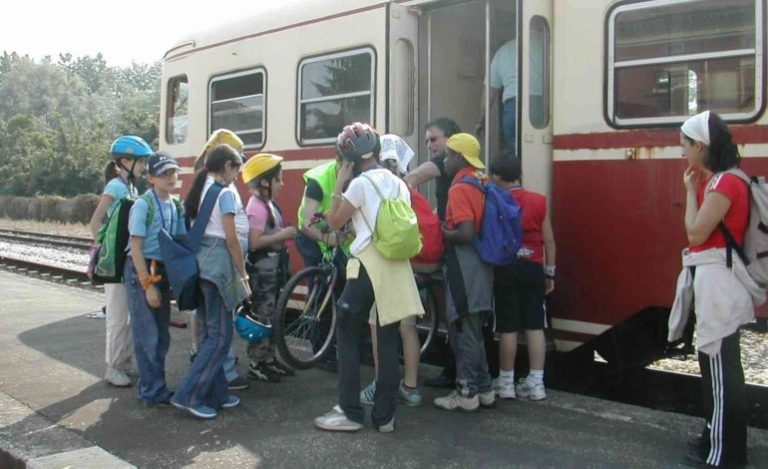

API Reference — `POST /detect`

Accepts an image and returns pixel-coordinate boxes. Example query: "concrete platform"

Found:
[0,270,767,468]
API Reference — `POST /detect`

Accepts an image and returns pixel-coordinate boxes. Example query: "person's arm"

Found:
[130,236,161,308]
[405,161,441,189]
[249,227,297,251]
[89,194,114,241]
[542,212,556,294]
[684,167,732,247]
[328,161,357,231]
[299,196,326,241]
[441,221,474,245]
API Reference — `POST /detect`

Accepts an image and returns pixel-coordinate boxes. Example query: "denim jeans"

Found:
[124,257,173,405]
[173,279,232,409]
[337,263,400,427]
[223,344,239,383]
[502,97,517,155]
[450,311,492,397]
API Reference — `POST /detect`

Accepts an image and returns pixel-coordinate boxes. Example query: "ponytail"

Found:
[103,161,119,184]
[704,112,741,173]
[183,144,242,220]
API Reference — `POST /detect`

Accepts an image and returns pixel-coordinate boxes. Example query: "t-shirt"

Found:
[246,196,286,250]
[103,177,137,218]
[445,167,485,234]
[305,178,324,202]
[127,192,187,261]
[343,168,411,256]
[490,39,517,103]
[200,176,249,248]
[508,187,547,265]
[690,173,749,252]
[430,153,451,221]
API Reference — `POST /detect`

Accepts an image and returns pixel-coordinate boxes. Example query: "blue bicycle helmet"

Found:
[336,122,380,163]
[110,136,153,158]
[235,309,272,344]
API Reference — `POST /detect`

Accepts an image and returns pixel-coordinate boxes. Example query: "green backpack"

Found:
[361,174,422,260]
[93,192,183,284]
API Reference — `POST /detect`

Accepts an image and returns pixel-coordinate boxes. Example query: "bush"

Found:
[0,194,100,224]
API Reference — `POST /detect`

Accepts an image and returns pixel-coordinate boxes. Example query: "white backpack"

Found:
[719,169,768,288]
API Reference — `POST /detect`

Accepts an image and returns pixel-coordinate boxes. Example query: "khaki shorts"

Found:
[368,304,416,327]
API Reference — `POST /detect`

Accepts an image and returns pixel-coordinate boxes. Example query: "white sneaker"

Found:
[493,377,516,400]
[479,390,496,409]
[516,378,546,401]
[105,367,131,387]
[377,417,395,433]
[433,391,479,412]
[314,405,363,432]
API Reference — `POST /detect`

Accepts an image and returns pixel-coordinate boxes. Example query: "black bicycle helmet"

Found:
[336,122,380,163]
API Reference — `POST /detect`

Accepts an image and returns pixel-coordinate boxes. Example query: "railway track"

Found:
[0,256,96,290]
[0,229,92,250]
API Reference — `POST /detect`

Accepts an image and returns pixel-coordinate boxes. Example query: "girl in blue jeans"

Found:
[172,144,250,419]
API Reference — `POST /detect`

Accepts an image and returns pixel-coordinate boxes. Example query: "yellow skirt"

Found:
[356,243,425,326]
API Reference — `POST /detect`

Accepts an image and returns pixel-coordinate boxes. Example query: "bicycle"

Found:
[273,215,346,369]
[273,214,442,369]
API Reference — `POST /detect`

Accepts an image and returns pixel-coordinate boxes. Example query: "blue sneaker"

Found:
[171,399,217,419]
[221,395,240,409]
[398,382,423,407]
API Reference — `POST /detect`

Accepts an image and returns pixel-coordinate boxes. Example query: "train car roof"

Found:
[163,0,439,61]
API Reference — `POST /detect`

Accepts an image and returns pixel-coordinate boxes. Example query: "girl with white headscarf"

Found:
[674,110,754,467]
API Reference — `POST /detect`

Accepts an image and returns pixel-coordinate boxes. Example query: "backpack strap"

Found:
[359,174,380,234]
[187,183,224,249]
[458,176,485,193]
[718,222,749,268]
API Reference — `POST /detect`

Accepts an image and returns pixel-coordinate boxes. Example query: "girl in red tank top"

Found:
[679,110,750,467]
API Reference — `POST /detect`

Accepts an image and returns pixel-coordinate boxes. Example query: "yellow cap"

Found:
[242,153,284,185]
[194,129,245,170]
[446,133,484,169]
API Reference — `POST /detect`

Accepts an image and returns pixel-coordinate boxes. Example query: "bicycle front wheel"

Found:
[274,266,337,369]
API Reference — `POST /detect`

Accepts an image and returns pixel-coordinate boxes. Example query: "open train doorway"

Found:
[415,0,518,168]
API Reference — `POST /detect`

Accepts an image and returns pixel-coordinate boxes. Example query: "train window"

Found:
[166,76,188,144]
[607,0,763,126]
[209,69,266,149]
[298,48,375,144]
[529,16,550,129]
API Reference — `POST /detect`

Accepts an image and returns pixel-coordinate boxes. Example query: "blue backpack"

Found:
[459,177,523,266]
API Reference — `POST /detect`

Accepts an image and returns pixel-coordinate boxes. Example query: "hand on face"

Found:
[683,164,702,193]
[337,160,356,187]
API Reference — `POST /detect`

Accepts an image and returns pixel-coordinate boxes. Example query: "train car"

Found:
[159,0,768,366]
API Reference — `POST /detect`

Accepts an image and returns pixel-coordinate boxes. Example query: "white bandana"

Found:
[681,110,711,146]
[379,134,414,175]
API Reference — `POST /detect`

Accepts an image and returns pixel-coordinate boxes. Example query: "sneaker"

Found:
[265,359,295,377]
[105,367,131,387]
[221,395,240,409]
[493,377,516,400]
[398,382,423,407]
[516,378,547,401]
[424,372,455,389]
[479,390,496,409]
[228,376,250,391]
[247,362,281,383]
[122,362,140,377]
[171,399,217,419]
[433,391,479,412]
[376,416,395,433]
[360,380,376,406]
[314,405,363,432]
[143,393,174,408]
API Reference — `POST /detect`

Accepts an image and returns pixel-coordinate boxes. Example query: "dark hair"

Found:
[489,152,522,182]
[426,118,461,138]
[184,144,242,219]
[103,161,119,183]
[249,163,282,199]
[704,113,740,172]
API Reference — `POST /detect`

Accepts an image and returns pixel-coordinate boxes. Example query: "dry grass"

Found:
[0,217,92,239]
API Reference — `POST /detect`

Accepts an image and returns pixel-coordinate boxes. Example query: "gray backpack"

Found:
[719,168,768,288]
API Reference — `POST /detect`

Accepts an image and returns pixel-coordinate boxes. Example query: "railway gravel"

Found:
[0,240,88,272]
[652,329,768,385]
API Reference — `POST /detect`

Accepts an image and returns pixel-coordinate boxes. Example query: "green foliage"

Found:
[0,51,161,198]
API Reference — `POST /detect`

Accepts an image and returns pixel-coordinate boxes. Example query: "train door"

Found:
[388,2,420,160]
[517,0,553,196]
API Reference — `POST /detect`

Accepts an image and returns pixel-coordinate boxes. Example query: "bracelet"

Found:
[543,265,556,278]
[140,274,162,291]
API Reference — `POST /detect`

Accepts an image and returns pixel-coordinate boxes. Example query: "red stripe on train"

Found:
[553,124,768,150]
